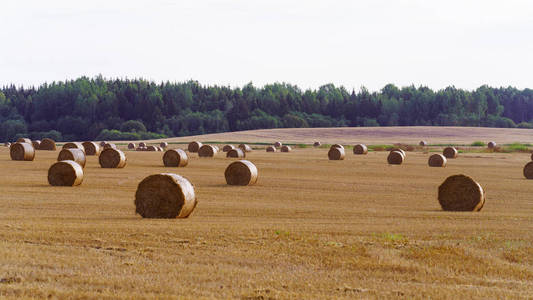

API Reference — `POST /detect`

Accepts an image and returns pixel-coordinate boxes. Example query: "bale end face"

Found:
[438,174,485,211]
[58,148,86,168]
[224,160,258,186]
[328,147,345,160]
[99,149,127,168]
[524,161,533,179]
[40,138,57,151]
[10,142,35,161]
[428,154,447,167]
[82,142,101,156]
[281,145,291,152]
[32,140,41,150]
[188,141,202,153]
[160,142,168,148]
[387,151,404,165]
[163,149,189,167]
[48,160,84,186]
[353,144,368,155]
[135,173,197,218]
[62,142,85,152]
[222,145,235,152]
[238,144,252,152]
[443,147,458,159]
[313,141,321,147]
[419,140,428,146]
[227,148,245,158]
[266,146,276,152]
[274,142,282,148]
[198,145,217,157]
[488,141,497,149]
[128,143,136,149]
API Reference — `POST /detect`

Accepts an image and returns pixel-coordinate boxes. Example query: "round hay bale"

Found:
[281,145,291,152]
[438,174,485,211]
[198,145,217,157]
[419,140,428,146]
[135,173,197,218]
[40,138,57,151]
[443,147,458,159]
[99,141,107,147]
[238,144,252,152]
[128,143,136,149]
[524,161,533,179]
[63,142,85,152]
[99,148,127,168]
[10,142,35,161]
[222,145,235,152]
[390,148,406,157]
[274,142,282,148]
[428,154,447,167]
[82,142,101,156]
[32,140,41,150]
[188,141,202,153]
[328,147,345,160]
[488,141,497,149]
[314,141,321,147]
[139,142,146,148]
[224,160,258,186]
[387,151,404,165]
[266,146,276,152]
[48,160,84,186]
[163,149,188,167]
[353,144,368,155]
[160,142,168,148]
[146,145,157,151]
[227,148,245,158]
[158,146,165,152]
[213,145,220,152]
[331,144,344,150]
[104,143,117,150]
[136,147,146,152]
[17,138,32,144]
[58,148,86,168]
[4,142,11,147]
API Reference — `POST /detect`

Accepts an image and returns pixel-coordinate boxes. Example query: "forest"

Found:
[1,76,533,142]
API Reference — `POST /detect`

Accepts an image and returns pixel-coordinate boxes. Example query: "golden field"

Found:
[1,127,533,299]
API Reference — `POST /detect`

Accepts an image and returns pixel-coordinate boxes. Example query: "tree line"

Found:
[1,76,532,142]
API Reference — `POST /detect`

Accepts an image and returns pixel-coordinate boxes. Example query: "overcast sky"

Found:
[1,0,532,91]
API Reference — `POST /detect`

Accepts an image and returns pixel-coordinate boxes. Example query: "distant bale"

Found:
[488,141,497,149]
[314,141,321,147]
[128,143,136,150]
[4,142,11,147]
[163,149,188,167]
[99,148,127,168]
[63,142,85,152]
[331,144,344,150]
[146,145,157,151]
[198,145,217,157]
[353,144,368,155]
[224,160,258,186]
[419,140,428,146]
[387,151,404,165]
[328,147,345,160]
[135,173,197,218]
[188,141,202,153]
[32,140,41,150]
[157,146,164,152]
[222,145,235,152]
[160,142,168,148]
[428,154,447,167]
[40,138,57,151]
[274,142,282,148]
[390,148,406,157]
[10,142,35,161]
[443,147,458,159]
[281,145,292,152]
[227,148,245,158]
[17,138,32,144]
[135,147,146,151]
[238,144,252,152]
[82,142,101,156]
[48,160,83,186]
[139,142,146,148]
[524,162,533,179]
[58,148,86,168]
[104,143,117,150]
[438,174,485,211]
[99,141,107,147]
[266,146,276,152]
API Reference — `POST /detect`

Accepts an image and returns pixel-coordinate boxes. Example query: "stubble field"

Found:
[1,128,533,299]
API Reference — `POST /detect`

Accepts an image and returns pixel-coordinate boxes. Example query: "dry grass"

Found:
[1,138,533,298]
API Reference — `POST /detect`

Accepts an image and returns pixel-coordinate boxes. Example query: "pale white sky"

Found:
[1,0,532,91]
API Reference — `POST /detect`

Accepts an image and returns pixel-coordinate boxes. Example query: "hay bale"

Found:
[146,145,157,151]
[428,154,447,167]
[17,138,32,144]
[158,146,164,152]
[213,145,220,152]
[222,144,235,152]
[32,140,41,150]
[274,142,282,148]
[238,144,252,152]
[160,142,168,148]
[10,142,35,161]
[48,160,84,186]
[438,174,485,211]
[136,147,146,152]
[314,141,321,147]
[99,148,127,168]
[99,141,107,147]
[331,144,344,150]
[188,141,202,153]
[488,141,497,149]
[128,143,136,149]
[390,148,406,157]
[419,140,428,146]
[58,148,86,168]
[139,142,146,148]
[227,148,245,158]
[328,147,345,160]
[104,143,117,150]
[82,142,101,156]
[135,173,197,218]
[198,145,217,157]
[224,160,258,186]
[281,145,292,152]
[443,147,458,159]
[4,142,11,147]
[63,142,85,152]
[163,149,188,167]
[266,146,276,152]
[40,138,56,151]
[353,144,368,155]
[387,151,404,165]
[524,161,533,179]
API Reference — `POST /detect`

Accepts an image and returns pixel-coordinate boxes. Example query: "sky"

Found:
[1,0,532,92]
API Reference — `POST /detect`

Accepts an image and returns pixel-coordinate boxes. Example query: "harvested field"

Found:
[1,137,533,298]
